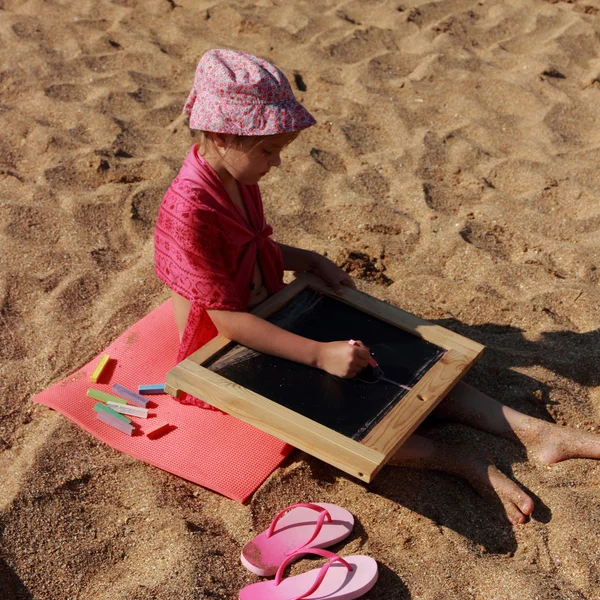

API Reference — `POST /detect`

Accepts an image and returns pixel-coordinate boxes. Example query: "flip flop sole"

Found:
[239,555,378,600]
[241,503,355,576]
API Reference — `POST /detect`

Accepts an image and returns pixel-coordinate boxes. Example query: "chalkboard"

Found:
[204,288,446,441]
[166,273,484,482]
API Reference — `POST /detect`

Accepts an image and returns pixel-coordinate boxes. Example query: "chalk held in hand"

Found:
[90,354,111,383]
[138,384,166,395]
[112,384,149,407]
[349,340,378,368]
[349,339,412,391]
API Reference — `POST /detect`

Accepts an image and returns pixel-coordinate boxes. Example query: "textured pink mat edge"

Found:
[32,300,292,503]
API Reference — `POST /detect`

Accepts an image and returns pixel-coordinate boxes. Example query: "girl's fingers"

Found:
[356,353,369,368]
[318,262,354,293]
[349,342,371,373]
[351,339,371,357]
[332,276,345,293]
[338,275,355,290]
[340,273,356,288]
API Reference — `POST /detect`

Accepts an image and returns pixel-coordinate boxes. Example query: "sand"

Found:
[2,0,600,598]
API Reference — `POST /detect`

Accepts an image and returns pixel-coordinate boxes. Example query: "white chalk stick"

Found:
[107,402,148,419]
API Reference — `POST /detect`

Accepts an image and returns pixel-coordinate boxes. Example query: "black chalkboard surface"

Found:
[204,289,445,441]
[166,273,484,482]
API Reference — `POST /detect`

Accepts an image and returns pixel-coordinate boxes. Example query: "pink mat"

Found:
[32,300,292,502]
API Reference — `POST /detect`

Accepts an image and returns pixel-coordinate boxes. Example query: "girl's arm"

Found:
[171,290,369,377]
[206,308,370,378]
[276,243,355,294]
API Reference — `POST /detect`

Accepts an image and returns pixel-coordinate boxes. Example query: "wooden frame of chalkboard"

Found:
[165,273,484,483]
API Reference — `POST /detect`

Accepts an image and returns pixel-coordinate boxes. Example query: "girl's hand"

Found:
[309,254,356,294]
[316,340,370,378]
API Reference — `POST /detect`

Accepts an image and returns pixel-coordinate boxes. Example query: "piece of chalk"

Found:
[107,402,148,419]
[112,384,149,408]
[87,388,127,405]
[146,421,171,440]
[348,340,378,367]
[138,384,166,395]
[90,354,111,383]
[96,411,134,436]
[93,402,131,424]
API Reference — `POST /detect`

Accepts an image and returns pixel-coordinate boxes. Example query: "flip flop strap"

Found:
[266,503,332,555]
[274,548,352,600]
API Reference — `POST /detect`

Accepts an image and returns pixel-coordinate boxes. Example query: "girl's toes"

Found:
[518,494,535,517]
[505,504,528,525]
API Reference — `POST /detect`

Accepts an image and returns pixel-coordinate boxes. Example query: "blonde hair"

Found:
[196,130,299,157]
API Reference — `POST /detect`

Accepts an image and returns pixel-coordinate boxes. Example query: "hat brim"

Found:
[186,93,316,136]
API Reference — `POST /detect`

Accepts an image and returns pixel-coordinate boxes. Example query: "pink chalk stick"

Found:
[96,410,134,435]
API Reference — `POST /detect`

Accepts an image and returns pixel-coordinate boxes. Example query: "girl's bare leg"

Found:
[390,382,600,524]
[437,382,600,465]
[389,434,535,524]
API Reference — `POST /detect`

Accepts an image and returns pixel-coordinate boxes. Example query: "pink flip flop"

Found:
[241,503,355,576]
[239,548,378,600]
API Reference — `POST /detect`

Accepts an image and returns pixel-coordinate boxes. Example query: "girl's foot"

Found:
[519,418,600,465]
[389,435,535,525]
[463,460,534,525]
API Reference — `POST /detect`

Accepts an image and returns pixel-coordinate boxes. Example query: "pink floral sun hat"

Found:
[183,48,316,136]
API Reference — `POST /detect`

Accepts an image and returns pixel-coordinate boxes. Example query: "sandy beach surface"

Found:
[2,0,600,598]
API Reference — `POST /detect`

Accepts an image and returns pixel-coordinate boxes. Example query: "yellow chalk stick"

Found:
[90,354,111,383]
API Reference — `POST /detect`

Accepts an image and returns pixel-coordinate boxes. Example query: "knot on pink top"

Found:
[255,224,272,249]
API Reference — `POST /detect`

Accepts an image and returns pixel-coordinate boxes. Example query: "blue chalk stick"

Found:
[112,384,149,407]
[138,384,165,395]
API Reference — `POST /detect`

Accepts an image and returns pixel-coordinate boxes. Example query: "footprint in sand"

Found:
[0,289,27,362]
[309,147,347,174]
[11,18,45,41]
[54,275,102,325]
[44,84,87,103]
[4,204,61,245]
[327,26,398,64]
[418,132,495,215]
[129,185,167,238]
[340,120,381,155]
[350,168,390,200]
[459,218,512,261]
[363,51,421,86]
[44,152,166,192]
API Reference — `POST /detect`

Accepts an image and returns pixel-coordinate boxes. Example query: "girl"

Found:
[155,49,600,525]
[154,49,371,387]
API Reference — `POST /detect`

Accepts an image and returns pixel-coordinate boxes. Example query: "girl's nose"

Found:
[268,153,282,167]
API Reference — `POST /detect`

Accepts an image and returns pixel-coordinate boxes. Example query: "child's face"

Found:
[223,132,298,185]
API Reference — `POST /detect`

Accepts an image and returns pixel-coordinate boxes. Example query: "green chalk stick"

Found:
[87,388,127,405]
[93,402,131,424]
